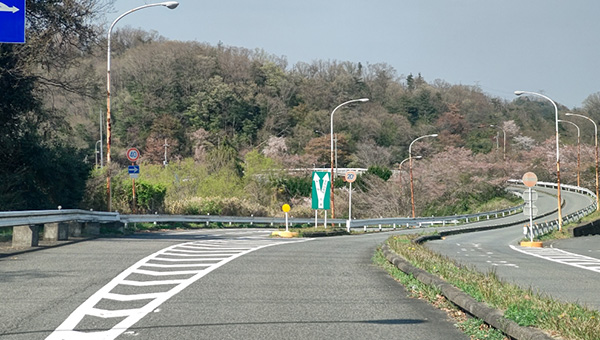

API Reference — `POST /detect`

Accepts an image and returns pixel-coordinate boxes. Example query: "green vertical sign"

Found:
[312,171,331,210]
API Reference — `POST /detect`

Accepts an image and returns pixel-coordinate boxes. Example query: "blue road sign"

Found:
[128,165,140,179]
[0,0,26,43]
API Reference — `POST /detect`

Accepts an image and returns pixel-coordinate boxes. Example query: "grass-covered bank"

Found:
[376,234,600,340]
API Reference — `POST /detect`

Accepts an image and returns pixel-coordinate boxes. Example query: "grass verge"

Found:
[373,247,508,340]
[379,233,600,340]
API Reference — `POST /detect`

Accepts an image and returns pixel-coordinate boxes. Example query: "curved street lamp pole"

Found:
[399,156,421,193]
[106,1,179,211]
[409,134,437,218]
[515,90,563,230]
[329,98,368,220]
[557,119,580,187]
[489,124,507,161]
[566,112,599,211]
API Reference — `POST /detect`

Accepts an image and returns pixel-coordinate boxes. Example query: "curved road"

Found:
[1,186,597,339]
[427,187,600,311]
[0,230,469,340]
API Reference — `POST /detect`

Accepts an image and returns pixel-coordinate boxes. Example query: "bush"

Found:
[167,196,269,216]
[123,180,167,213]
[366,165,392,181]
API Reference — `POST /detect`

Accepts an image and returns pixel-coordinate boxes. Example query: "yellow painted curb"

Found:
[520,241,543,248]
[271,231,299,238]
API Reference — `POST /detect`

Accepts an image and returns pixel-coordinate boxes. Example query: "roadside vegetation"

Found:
[377,233,600,340]
[4,2,600,214]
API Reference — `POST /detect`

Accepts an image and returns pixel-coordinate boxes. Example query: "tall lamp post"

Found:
[566,112,599,211]
[329,98,369,219]
[490,124,507,161]
[409,134,437,218]
[558,119,580,187]
[399,156,421,193]
[106,1,179,211]
[514,90,563,230]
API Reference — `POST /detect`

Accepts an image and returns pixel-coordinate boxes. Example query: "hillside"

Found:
[3,22,600,216]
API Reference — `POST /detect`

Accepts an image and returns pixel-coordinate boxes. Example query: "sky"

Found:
[106,1,600,109]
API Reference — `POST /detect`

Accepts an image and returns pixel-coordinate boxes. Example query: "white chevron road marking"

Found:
[510,245,600,274]
[46,237,309,340]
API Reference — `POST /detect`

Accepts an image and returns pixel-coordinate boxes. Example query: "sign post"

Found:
[522,172,538,242]
[0,0,26,44]
[282,204,291,232]
[345,171,357,232]
[126,148,140,213]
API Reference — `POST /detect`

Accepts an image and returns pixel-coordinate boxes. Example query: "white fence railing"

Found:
[508,179,598,238]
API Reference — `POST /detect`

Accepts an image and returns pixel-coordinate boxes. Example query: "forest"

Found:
[3,1,600,218]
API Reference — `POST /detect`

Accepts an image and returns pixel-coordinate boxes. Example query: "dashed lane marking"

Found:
[46,236,310,340]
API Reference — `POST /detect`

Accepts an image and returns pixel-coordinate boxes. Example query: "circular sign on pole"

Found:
[522,172,538,187]
[126,147,140,162]
[282,204,291,213]
[345,171,357,183]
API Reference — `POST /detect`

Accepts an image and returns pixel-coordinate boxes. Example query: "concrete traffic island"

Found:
[271,231,298,238]
[520,241,543,248]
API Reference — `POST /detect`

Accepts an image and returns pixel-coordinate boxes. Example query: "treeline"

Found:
[3,2,600,215]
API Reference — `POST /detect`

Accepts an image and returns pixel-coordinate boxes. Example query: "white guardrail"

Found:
[0,180,596,235]
[507,179,598,238]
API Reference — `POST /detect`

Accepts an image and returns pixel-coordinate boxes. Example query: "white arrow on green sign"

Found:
[312,171,331,210]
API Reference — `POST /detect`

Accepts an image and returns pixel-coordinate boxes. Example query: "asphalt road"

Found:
[2,186,597,339]
[0,230,469,340]
[426,188,600,311]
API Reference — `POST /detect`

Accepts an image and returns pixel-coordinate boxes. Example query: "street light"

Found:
[558,119,580,187]
[329,98,369,219]
[105,1,179,211]
[515,90,563,230]
[489,124,507,161]
[566,112,599,211]
[399,156,421,194]
[409,134,437,218]
[315,130,337,169]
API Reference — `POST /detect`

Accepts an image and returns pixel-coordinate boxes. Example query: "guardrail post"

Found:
[12,225,40,248]
[43,222,69,241]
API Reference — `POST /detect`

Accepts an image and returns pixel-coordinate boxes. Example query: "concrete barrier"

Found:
[83,222,100,236]
[43,222,69,241]
[12,225,39,248]
[570,219,600,237]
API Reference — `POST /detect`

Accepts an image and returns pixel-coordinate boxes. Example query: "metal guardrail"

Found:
[0,209,119,228]
[0,180,596,233]
[507,179,598,238]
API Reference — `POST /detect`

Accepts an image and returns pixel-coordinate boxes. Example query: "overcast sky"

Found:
[107,1,600,109]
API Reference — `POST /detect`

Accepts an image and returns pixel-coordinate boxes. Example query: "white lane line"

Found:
[46,238,309,340]
[510,245,600,274]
